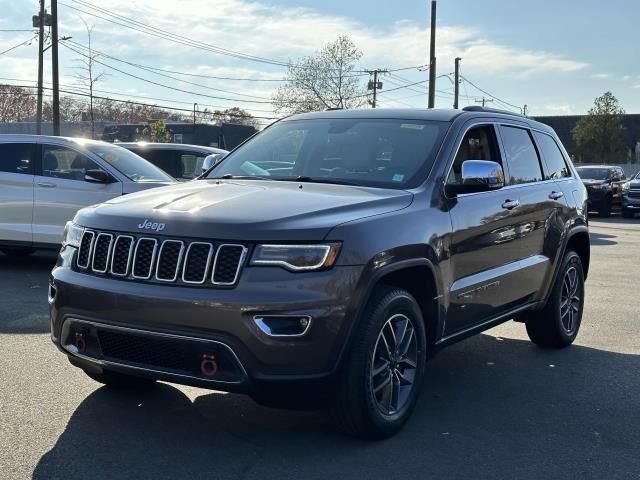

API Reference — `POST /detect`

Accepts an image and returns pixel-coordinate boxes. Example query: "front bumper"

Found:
[622,194,640,210]
[50,247,364,391]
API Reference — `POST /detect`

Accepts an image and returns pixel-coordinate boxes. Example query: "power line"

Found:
[0,29,38,32]
[1,84,281,120]
[460,75,521,112]
[0,34,38,56]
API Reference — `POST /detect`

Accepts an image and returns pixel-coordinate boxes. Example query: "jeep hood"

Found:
[74,179,413,241]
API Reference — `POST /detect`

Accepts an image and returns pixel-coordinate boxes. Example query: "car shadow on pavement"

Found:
[0,251,57,334]
[589,231,618,246]
[32,334,640,480]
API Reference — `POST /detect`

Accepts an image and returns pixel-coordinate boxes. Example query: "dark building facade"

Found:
[101,122,257,150]
[534,114,640,158]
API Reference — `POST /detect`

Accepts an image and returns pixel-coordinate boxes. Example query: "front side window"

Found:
[84,143,175,182]
[42,145,101,181]
[533,131,570,180]
[448,125,501,185]
[0,142,36,175]
[499,126,543,185]
[207,118,449,189]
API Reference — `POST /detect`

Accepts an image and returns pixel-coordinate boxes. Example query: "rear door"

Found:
[0,142,37,244]
[33,144,122,245]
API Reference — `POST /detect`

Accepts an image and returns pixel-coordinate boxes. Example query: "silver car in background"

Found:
[0,135,176,256]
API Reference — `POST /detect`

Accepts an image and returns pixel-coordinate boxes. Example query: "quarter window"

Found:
[499,126,543,185]
[0,142,36,175]
[533,131,570,180]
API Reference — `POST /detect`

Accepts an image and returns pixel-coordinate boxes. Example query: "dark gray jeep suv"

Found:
[50,107,589,438]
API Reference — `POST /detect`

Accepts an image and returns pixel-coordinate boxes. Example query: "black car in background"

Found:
[622,170,640,218]
[576,165,627,216]
[116,142,228,181]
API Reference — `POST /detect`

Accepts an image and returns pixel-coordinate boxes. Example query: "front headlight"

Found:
[62,222,84,248]
[251,243,341,271]
[622,182,631,193]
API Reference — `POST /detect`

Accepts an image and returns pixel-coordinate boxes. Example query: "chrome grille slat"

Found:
[212,244,248,286]
[77,231,95,269]
[155,240,185,282]
[132,238,158,279]
[76,230,246,287]
[91,233,114,273]
[110,235,134,276]
[182,242,214,284]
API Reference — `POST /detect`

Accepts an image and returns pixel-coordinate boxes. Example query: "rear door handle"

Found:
[37,182,57,188]
[549,191,564,200]
[501,199,520,210]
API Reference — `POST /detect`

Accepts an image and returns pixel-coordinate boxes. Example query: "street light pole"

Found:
[427,0,437,108]
[453,57,461,109]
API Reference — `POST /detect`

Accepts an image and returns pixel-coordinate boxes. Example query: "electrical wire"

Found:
[459,75,522,112]
[0,34,38,56]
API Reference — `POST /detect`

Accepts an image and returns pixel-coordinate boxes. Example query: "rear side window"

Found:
[0,142,36,175]
[533,132,571,180]
[499,126,543,185]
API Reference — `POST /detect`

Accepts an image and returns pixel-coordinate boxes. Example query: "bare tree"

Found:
[211,107,259,128]
[73,18,107,137]
[272,35,368,115]
[43,96,86,121]
[0,85,36,122]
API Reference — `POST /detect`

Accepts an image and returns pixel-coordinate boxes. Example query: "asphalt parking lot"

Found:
[1,217,639,480]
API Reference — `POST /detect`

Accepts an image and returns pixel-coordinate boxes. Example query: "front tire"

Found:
[524,250,585,348]
[598,196,612,217]
[333,287,427,439]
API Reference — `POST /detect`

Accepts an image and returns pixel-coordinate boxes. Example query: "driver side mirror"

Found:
[446,160,505,196]
[201,154,225,173]
[85,169,115,184]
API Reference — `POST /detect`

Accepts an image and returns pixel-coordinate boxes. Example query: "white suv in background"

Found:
[0,135,175,256]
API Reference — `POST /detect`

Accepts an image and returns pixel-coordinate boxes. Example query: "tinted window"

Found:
[207,119,448,189]
[576,167,611,180]
[500,126,543,185]
[533,132,570,180]
[42,145,101,181]
[0,142,36,175]
[448,125,501,185]
[179,152,207,179]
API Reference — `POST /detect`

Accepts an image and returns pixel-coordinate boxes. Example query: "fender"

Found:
[538,223,590,308]
[331,255,445,372]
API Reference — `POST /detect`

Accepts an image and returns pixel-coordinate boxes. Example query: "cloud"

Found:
[540,104,576,115]
[591,73,612,79]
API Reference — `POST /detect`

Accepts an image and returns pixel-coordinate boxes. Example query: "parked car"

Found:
[50,107,589,438]
[115,142,228,181]
[576,165,626,216]
[0,135,175,256]
[622,170,640,218]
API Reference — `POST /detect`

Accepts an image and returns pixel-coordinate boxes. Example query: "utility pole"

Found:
[193,103,198,125]
[366,69,387,108]
[475,97,493,108]
[427,0,437,108]
[522,104,528,116]
[50,0,60,135]
[34,0,47,134]
[453,57,461,109]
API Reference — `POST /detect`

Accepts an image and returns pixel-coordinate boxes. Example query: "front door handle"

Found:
[37,182,57,188]
[549,191,564,200]
[501,199,520,210]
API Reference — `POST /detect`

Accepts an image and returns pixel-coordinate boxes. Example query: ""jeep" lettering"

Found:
[137,219,166,232]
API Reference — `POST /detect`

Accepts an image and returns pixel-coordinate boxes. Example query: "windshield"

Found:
[207,118,449,189]
[84,143,175,183]
[576,167,611,180]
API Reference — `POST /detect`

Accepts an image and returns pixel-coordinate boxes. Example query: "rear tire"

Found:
[84,369,157,389]
[622,208,634,219]
[333,287,427,439]
[0,247,35,257]
[598,197,612,217]
[524,250,584,348]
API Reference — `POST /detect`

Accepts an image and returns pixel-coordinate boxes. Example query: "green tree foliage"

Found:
[572,91,628,163]
[134,120,172,143]
[272,35,368,114]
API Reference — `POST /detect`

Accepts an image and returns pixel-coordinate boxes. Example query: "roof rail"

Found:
[462,105,524,118]
[324,107,343,111]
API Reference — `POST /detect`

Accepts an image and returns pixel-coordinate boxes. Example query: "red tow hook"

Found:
[75,333,86,353]
[200,354,218,377]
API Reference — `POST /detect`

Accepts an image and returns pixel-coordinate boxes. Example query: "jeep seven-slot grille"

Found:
[76,230,247,287]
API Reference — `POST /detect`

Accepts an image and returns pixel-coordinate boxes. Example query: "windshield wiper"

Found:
[207,174,272,180]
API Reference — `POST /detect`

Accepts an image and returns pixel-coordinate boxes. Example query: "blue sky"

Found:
[1,0,638,123]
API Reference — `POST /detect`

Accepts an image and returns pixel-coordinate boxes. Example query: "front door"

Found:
[33,144,122,245]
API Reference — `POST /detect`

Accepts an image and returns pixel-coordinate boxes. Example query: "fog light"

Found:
[254,315,312,337]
